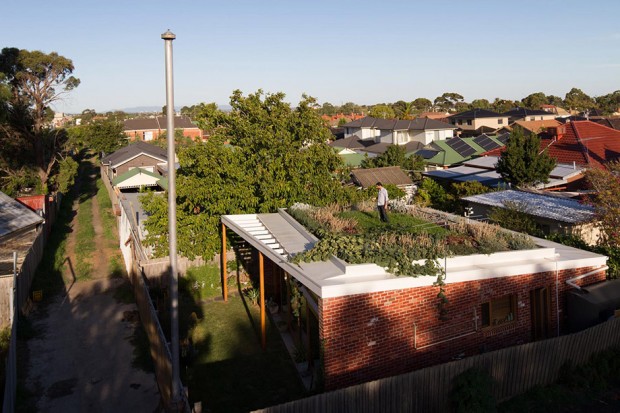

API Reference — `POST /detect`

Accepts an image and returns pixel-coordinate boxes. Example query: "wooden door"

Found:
[530,287,551,340]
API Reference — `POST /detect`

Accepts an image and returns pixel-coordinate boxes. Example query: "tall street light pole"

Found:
[161,29,181,406]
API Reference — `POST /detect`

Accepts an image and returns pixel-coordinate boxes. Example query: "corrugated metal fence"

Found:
[254,317,620,413]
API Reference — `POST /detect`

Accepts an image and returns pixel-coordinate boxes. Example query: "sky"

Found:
[2,0,620,114]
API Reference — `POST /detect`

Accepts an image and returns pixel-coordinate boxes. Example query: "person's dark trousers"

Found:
[378,205,389,222]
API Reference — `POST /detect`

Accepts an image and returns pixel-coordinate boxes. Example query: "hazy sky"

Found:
[3,0,619,113]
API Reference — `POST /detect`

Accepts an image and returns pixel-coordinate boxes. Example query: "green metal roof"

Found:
[339,152,366,167]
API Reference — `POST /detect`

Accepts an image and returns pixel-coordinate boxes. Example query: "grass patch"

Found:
[108,254,125,278]
[338,210,448,235]
[74,194,95,280]
[184,294,307,412]
[96,177,117,244]
[30,185,76,296]
[182,264,224,301]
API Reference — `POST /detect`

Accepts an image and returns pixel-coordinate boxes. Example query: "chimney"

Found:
[547,125,566,140]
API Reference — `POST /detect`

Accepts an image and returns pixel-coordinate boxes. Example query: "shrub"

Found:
[450,367,496,413]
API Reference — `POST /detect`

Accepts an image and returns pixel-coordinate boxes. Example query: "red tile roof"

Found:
[482,121,620,169]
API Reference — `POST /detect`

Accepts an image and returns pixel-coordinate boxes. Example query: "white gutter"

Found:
[565,266,608,290]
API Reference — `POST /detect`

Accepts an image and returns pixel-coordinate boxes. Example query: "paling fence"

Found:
[254,317,620,413]
[103,166,189,412]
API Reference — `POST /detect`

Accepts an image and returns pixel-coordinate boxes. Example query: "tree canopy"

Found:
[0,47,79,193]
[495,127,556,188]
[141,90,365,259]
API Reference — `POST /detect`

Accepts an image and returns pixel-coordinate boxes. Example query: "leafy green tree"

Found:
[415,178,449,210]
[0,47,79,191]
[434,92,464,112]
[412,98,433,112]
[594,91,620,115]
[88,119,126,154]
[449,181,492,214]
[546,95,564,107]
[155,128,194,149]
[491,98,515,113]
[79,108,97,123]
[368,104,395,119]
[392,100,415,119]
[191,102,222,137]
[52,156,78,194]
[318,102,336,116]
[585,161,620,248]
[141,90,360,259]
[496,127,556,188]
[470,99,491,109]
[564,87,595,112]
[521,92,547,109]
[340,102,362,115]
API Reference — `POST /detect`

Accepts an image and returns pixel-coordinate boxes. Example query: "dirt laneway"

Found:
[22,158,160,412]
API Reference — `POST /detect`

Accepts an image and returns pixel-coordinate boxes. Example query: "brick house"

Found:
[101,141,169,179]
[123,116,202,141]
[221,209,608,390]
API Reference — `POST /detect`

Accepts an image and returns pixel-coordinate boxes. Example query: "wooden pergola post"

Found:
[259,252,266,350]
[221,223,228,302]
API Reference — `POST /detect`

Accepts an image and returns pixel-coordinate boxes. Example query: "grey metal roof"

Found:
[101,141,168,166]
[351,166,413,188]
[448,109,503,120]
[342,116,456,131]
[0,191,44,240]
[501,108,553,118]
[462,190,595,223]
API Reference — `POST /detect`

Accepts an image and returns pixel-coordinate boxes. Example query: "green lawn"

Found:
[179,268,307,413]
[338,210,449,235]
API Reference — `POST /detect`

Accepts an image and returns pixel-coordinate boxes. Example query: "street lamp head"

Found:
[161,30,176,40]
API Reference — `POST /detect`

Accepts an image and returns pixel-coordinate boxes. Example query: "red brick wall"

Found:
[319,266,606,390]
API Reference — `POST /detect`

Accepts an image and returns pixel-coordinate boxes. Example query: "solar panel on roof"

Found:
[474,135,501,151]
[416,149,439,159]
[446,138,477,157]
[497,133,510,144]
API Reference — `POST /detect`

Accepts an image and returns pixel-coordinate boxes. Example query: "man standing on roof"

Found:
[376,182,389,223]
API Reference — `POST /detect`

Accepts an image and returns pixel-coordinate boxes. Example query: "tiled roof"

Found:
[483,121,620,169]
[593,118,620,131]
[123,116,199,131]
[502,108,553,118]
[463,190,594,224]
[101,141,168,166]
[512,119,562,134]
[342,116,456,130]
[0,191,44,240]
[329,135,373,150]
[447,109,503,120]
[351,166,413,188]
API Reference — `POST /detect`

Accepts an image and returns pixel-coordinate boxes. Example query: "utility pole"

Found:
[161,29,181,409]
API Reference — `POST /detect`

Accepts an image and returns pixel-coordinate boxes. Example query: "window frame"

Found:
[481,294,517,328]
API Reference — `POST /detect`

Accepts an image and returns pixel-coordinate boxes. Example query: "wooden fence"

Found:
[254,317,620,413]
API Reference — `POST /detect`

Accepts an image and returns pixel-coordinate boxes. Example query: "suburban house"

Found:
[423,155,586,190]
[462,190,600,245]
[593,118,620,131]
[447,109,509,136]
[329,136,424,160]
[414,133,508,169]
[541,104,570,117]
[497,119,562,136]
[220,207,609,390]
[485,120,620,170]
[101,141,169,180]
[350,166,416,201]
[501,108,557,123]
[342,117,456,146]
[123,116,203,141]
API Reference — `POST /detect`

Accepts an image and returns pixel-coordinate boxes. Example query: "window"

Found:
[530,117,535,121]
[498,119,503,125]
[458,120,463,125]
[481,295,516,327]
[467,120,472,126]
